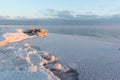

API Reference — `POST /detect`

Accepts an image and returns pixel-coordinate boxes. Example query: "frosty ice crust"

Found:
[0,43,79,80]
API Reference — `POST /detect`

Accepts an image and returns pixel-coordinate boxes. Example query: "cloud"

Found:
[38,10,120,25]
[43,9,100,20]
[54,10,75,19]
[75,14,99,19]
[0,16,10,19]
[1,9,120,25]
[46,9,55,13]
[14,16,28,19]
[40,9,75,19]
[0,16,28,20]
[35,9,102,20]
[110,14,120,18]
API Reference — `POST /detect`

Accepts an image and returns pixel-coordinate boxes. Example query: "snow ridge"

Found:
[0,43,60,80]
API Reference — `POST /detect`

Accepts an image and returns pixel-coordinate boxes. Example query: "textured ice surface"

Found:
[21,33,120,80]
[0,43,59,80]
[1,26,120,80]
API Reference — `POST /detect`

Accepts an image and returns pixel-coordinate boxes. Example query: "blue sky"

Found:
[0,0,120,19]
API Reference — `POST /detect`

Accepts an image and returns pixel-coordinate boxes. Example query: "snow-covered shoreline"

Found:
[0,43,61,80]
[1,28,120,80]
[21,33,120,80]
[0,32,80,80]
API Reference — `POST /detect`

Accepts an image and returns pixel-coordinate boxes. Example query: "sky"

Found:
[0,0,120,19]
